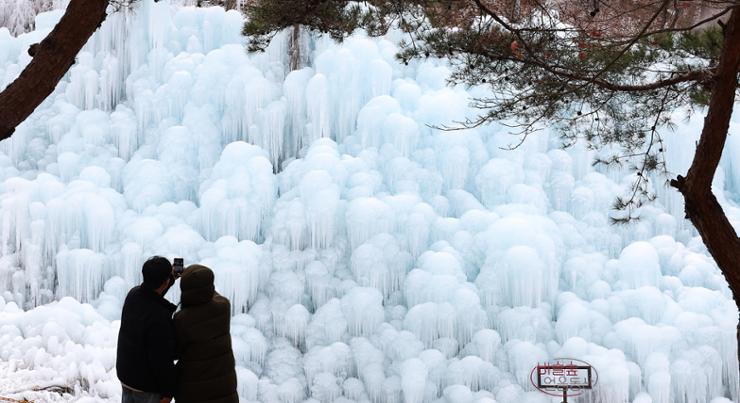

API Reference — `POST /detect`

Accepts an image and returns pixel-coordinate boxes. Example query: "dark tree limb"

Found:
[671,6,740,288]
[519,59,712,92]
[0,0,110,141]
[670,6,740,363]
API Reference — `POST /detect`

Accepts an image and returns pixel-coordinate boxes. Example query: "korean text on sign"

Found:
[537,365,591,388]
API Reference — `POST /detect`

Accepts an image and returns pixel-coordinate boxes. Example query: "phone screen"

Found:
[173,258,184,273]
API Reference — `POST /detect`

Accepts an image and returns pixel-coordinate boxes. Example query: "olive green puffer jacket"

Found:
[174,264,238,403]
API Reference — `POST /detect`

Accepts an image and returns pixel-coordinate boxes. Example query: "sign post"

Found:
[529,358,597,402]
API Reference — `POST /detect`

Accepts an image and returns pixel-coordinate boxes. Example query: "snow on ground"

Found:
[0,0,738,402]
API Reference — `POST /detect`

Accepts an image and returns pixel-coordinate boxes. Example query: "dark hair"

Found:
[142,256,172,289]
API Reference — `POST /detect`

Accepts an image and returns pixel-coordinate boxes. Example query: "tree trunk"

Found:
[670,8,740,368]
[512,0,521,22]
[0,0,109,141]
[289,24,302,71]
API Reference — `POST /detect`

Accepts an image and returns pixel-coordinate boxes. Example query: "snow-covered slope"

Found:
[0,1,738,402]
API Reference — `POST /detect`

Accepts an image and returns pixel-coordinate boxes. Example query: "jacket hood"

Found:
[180,264,215,307]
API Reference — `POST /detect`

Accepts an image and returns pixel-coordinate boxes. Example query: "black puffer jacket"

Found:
[116,285,178,397]
[174,265,238,403]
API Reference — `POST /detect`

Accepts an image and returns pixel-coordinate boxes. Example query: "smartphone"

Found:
[173,258,184,275]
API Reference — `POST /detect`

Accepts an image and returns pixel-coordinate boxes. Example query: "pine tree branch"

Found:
[472,0,713,93]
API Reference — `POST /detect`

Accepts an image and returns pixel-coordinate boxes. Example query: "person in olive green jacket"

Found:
[174,264,238,403]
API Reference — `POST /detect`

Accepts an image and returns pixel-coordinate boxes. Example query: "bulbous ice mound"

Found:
[614,241,662,289]
[199,141,276,242]
[0,0,738,402]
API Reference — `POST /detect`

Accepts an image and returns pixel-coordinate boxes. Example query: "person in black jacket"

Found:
[174,264,238,403]
[117,256,179,403]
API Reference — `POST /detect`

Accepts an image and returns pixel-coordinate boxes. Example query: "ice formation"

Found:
[0,0,738,402]
[0,0,59,35]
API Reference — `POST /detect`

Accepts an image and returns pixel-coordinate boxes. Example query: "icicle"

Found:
[221,76,247,144]
[342,378,367,401]
[236,367,259,401]
[305,261,335,310]
[199,142,276,242]
[451,288,486,345]
[446,356,497,392]
[119,242,143,285]
[271,199,307,250]
[475,159,523,208]
[283,68,313,158]
[310,372,342,403]
[548,172,575,211]
[306,74,331,143]
[405,207,433,258]
[341,287,384,336]
[617,242,661,288]
[22,217,44,306]
[614,318,680,367]
[404,302,456,347]
[351,234,410,300]
[55,248,107,303]
[345,197,394,250]
[350,337,386,403]
[208,243,264,314]
[382,375,402,403]
[719,323,740,401]
[356,96,402,149]
[648,371,670,403]
[275,304,309,348]
[306,299,347,350]
[468,329,501,363]
[300,171,340,249]
[239,327,268,367]
[98,55,123,111]
[304,342,353,385]
[257,100,287,169]
[504,340,548,390]
[477,246,547,308]
[444,385,477,403]
[438,146,470,190]
[111,106,138,160]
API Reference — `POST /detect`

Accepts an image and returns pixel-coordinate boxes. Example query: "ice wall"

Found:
[0,1,738,402]
[0,0,63,36]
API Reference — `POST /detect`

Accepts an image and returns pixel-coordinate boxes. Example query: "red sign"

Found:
[529,358,598,398]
